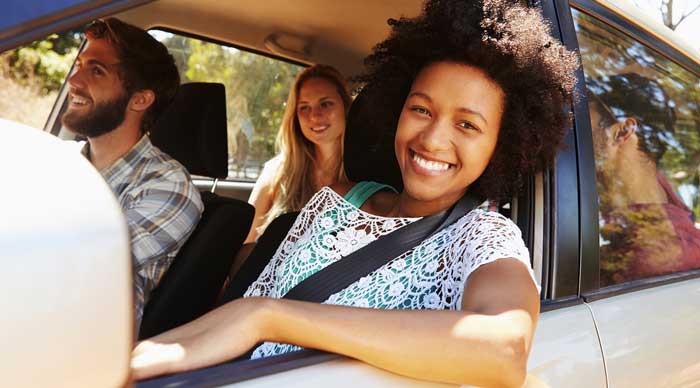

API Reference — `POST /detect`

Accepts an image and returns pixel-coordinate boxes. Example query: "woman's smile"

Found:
[409,149,454,175]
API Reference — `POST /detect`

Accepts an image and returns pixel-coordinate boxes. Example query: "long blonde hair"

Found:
[264,64,352,227]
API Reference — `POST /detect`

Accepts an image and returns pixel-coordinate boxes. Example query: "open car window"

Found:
[150,29,304,182]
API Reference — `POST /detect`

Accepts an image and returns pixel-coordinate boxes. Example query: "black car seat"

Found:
[220,86,395,304]
[220,211,299,303]
[139,82,254,339]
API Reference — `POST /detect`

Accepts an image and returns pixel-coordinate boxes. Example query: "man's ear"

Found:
[613,117,637,145]
[129,90,156,112]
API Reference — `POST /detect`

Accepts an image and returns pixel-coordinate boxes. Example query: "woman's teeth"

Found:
[311,125,329,132]
[413,152,451,171]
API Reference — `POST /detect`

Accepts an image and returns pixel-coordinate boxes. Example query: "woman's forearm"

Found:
[258,298,533,388]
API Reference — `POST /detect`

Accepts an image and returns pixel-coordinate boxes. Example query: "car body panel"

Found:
[589,278,700,387]
[226,357,454,388]
[0,119,133,388]
[527,303,607,387]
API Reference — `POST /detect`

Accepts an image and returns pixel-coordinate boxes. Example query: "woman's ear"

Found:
[614,117,637,144]
[129,90,156,112]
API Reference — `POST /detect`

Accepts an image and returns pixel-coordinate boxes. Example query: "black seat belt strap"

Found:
[283,193,484,303]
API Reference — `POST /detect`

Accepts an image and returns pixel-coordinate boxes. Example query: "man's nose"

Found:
[67,68,86,89]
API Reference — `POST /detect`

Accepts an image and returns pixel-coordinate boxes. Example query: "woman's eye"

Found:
[298,105,310,113]
[321,101,333,108]
[410,106,430,116]
[92,67,104,76]
[458,121,480,132]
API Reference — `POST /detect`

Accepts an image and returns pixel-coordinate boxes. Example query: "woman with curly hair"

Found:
[244,64,351,244]
[132,0,578,386]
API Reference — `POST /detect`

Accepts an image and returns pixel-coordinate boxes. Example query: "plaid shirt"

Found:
[83,135,203,331]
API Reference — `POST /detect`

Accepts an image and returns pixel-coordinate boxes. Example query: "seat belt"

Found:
[283,193,485,303]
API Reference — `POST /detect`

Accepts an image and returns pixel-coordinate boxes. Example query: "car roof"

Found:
[576,0,700,65]
[115,0,423,77]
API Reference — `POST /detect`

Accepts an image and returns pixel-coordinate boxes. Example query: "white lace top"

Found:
[244,184,537,358]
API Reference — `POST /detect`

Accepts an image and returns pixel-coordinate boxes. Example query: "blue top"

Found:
[342,181,397,208]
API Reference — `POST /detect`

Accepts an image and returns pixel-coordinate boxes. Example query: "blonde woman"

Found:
[244,64,352,244]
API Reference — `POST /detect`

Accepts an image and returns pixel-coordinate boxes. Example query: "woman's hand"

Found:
[131,297,272,380]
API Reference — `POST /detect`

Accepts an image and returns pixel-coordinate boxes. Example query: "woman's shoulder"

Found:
[451,209,523,242]
[328,181,356,197]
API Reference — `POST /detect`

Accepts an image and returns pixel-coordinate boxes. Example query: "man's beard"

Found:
[61,92,130,138]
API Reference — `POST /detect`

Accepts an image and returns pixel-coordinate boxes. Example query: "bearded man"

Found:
[62,18,203,333]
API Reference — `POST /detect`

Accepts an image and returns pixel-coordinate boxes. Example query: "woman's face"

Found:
[296,77,346,148]
[395,61,504,209]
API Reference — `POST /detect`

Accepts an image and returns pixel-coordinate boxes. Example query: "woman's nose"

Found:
[310,106,325,120]
[420,119,450,151]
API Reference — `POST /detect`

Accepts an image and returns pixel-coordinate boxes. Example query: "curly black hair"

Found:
[354,0,579,200]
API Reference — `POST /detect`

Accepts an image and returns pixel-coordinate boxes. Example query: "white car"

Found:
[1,0,699,387]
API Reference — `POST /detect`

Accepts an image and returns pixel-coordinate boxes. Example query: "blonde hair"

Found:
[263,64,352,227]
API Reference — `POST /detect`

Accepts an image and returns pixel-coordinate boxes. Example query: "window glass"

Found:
[0,29,81,129]
[151,30,304,181]
[573,10,700,286]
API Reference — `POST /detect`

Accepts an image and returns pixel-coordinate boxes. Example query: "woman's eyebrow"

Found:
[408,91,431,101]
[299,96,334,104]
[457,107,488,126]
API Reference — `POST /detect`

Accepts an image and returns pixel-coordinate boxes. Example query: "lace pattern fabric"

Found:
[244,186,535,359]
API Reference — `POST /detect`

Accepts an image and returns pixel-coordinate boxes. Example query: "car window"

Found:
[0,29,81,129]
[573,9,700,287]
[150,30,305,182]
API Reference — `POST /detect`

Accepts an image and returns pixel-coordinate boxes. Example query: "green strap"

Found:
[343,181,397,209]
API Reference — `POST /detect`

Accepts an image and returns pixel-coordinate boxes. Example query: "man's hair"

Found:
[597,74,677,160]
[85,18,180,133]
[355,0,579,200]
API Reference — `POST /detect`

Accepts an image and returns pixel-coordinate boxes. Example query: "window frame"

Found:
[559,0,700,299]
[152,26,309,185]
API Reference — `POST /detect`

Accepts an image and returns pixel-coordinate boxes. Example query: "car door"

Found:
[560,0,700,387]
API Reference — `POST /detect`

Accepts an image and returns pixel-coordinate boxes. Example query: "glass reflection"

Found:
[573,10,700,286]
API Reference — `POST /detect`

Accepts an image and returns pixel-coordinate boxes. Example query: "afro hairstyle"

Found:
[351,0,580,200]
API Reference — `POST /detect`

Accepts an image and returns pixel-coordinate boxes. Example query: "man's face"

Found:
[61,37,131,138]
[589,102,618,172]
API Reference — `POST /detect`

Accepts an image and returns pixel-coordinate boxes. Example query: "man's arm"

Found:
[124,176,203,324]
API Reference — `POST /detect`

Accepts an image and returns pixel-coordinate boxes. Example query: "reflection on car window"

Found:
[573,10,700,286]
[150,30,304,181]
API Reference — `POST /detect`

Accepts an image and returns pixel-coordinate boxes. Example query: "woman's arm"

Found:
[132,258,539,387]
[244,159,279,244]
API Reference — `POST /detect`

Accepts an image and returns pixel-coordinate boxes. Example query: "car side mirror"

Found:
[0,120,133,387]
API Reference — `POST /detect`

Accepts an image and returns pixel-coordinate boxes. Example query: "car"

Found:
[2,0,699,387]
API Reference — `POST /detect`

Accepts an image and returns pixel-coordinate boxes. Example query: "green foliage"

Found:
[1,30,81,93]
[157,31,302,172]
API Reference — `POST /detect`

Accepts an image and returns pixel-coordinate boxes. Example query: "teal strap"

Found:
[343,181,397,209]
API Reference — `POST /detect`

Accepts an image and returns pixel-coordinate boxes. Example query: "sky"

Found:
[630,0,700,50]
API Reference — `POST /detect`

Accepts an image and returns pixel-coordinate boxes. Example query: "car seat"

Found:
[139,82,254,339]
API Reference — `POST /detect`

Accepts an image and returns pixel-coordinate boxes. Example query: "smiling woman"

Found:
[243,64,352,245]
[131,0,579,386]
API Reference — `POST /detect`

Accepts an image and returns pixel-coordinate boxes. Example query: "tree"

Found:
[634,0,700,30]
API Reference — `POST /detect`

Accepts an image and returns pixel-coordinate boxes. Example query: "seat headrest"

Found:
[344,87,404,191]
[150,82,228,179]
